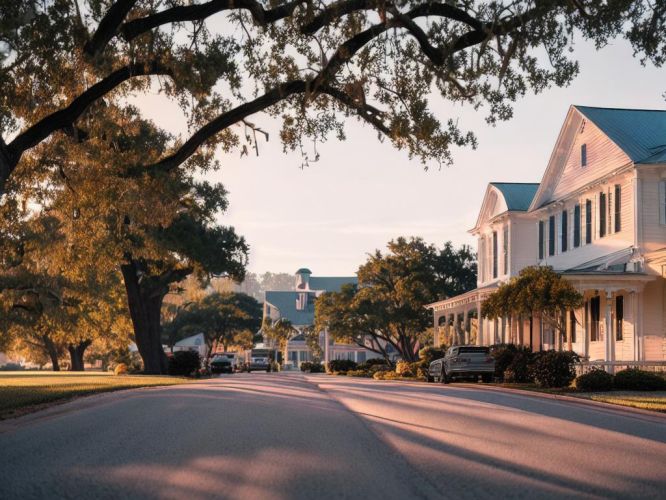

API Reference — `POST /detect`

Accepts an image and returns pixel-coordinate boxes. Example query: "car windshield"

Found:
[212,356,229,362]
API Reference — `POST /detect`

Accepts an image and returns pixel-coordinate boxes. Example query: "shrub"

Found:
[614,368,666,391]
[530,350,579,388]
[300,361,324,373]
[418,346,447,364]
[504,351,534,383]
[268,361,281,372]
[369,364,391,374]
[168,351,201,376]
[327,359,357,373]
[114,363,128,376]
[491,344,532,381]
[395,360,415,377]
[365,358,390,366]
[346,369,372,377]
[575,369,614,392]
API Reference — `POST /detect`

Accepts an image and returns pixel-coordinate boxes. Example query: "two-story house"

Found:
[429,105,666,364]
[263,268,379,368]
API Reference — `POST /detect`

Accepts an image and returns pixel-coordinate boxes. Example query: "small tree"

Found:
[262,318,297,363]
[482,266,583,351]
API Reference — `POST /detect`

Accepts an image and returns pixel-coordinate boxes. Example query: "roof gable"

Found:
[575,106,666,164]
[472,183,538,233]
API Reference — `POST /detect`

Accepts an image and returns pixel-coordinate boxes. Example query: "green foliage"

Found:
[373,370,413,381]
[316,238,476,362]
[395,361,415,377]
[483,267,583,341]
[327,359,357,373]
[613,369,666,391]
[491,344,533,381]
[164,292,262,352]
[346,370,372,378]
[168,351,201,377]
[300,361,324,373]
[530,351,579,388]
[504,351,534,384]
[575,369,614,392]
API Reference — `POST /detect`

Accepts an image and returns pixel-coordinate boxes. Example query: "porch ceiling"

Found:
[562,272,656,292]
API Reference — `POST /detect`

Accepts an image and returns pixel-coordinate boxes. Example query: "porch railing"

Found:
[574,360,666,375]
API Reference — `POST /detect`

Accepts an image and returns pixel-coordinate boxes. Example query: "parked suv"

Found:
[248,357,270,372]
[210,354,234,374]
[428,346,495,383]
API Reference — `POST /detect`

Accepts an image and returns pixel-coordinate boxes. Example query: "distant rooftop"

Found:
[490,182,540,211]
[574,105,666,164]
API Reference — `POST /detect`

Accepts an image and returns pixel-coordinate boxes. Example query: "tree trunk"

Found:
[68,340,91,371]
[121,261,169,375]
[42,334,60,372]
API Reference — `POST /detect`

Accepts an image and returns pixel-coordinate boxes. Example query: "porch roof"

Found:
[426,284,498,312]
[562,271,656,293]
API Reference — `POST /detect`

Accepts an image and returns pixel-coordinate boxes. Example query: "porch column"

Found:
[604,290,614,370]
[477,300,484,346]
[463,308,469,345]
[324,328,330,365]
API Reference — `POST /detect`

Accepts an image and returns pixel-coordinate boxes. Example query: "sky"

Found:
[135,34,665,277]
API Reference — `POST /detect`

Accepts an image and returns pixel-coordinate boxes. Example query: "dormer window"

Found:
[581,144,587,167]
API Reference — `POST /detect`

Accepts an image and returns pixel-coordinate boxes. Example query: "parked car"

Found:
[210,355,234,374]
[428,346,495,383]
[248,356,270,372]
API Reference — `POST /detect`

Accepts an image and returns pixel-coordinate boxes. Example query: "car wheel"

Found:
[442,370,450,384]
[481,374,492,383]
[427,375,434,383]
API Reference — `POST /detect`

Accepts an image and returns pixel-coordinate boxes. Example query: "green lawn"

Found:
[572,391,666,412]
[0,371,193,419]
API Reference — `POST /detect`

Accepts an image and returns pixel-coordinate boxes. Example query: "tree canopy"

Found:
[2,0,665,195]
[164,292,262,354]
[315,237,476,362]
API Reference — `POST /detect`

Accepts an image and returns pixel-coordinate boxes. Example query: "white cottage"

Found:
[429,105,666,365]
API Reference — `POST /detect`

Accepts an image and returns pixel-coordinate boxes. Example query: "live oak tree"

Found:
[315,237,476,362]
[1,0,665,196]
[164,291,262,355]
[481,266,583,351]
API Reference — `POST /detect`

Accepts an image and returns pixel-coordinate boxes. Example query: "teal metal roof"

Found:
[490,183,539,211]
[309,276,357,292]
[265,291,315,326]
[295,268,312,274]
[575,106,666,164]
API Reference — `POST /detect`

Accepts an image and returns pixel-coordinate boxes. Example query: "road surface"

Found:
[0,373,664,499]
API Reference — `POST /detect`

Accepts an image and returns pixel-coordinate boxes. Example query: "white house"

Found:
[263,268,381,368]
[429,105,666,365]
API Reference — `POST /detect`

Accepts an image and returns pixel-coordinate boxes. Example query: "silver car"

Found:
[428,346,495,383]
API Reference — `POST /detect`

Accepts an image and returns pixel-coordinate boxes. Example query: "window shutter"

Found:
[659,181,666,224]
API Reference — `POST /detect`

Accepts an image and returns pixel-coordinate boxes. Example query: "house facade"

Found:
[263,268,378,368]
[429,106,666,364]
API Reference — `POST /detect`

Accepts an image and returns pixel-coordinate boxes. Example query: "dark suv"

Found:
[210,355,234,374]
[428,346,495,383]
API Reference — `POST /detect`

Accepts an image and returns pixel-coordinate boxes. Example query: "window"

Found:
[492,231,498,279]
[573,204,581,248]
[569,310,577,344]
[503,226,509,275]
[548,215,555,256]
[615,295,624,341]
[599,191,607,238]
[590,296,600,341]
[585,200,592,244]
[614,184,622,232]
[357,352,366,363]
[538,220,544,260]
[581,144,587,167]
[561,211,568,252]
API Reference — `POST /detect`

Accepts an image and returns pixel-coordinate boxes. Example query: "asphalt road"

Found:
[0,373,664,500]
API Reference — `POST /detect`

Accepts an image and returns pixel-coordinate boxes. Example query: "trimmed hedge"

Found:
[327,359,357,373]
[614,368,666,391]
[575,369,614,392]
[530,350,579,388]
[491,344,533,381]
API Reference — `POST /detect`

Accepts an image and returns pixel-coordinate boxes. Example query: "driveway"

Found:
[0,373,664,499]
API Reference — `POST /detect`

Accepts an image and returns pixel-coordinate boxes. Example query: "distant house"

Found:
[429,105,666,366]
[263,268,379,368]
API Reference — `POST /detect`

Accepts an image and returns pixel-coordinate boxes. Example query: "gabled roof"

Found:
[309,276,357,292]
[265,291,315,326]
[490,183,540,211]
[575,106,666,164]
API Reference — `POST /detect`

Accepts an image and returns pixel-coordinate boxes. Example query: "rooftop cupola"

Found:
[295,268,312,290]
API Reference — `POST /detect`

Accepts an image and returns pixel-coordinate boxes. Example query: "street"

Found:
[1,373,665,499]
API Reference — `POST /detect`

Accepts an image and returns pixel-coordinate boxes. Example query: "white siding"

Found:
[638,169,666,253]
[550,116,632,201]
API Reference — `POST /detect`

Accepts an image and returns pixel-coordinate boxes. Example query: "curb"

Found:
[453,382,666,421]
